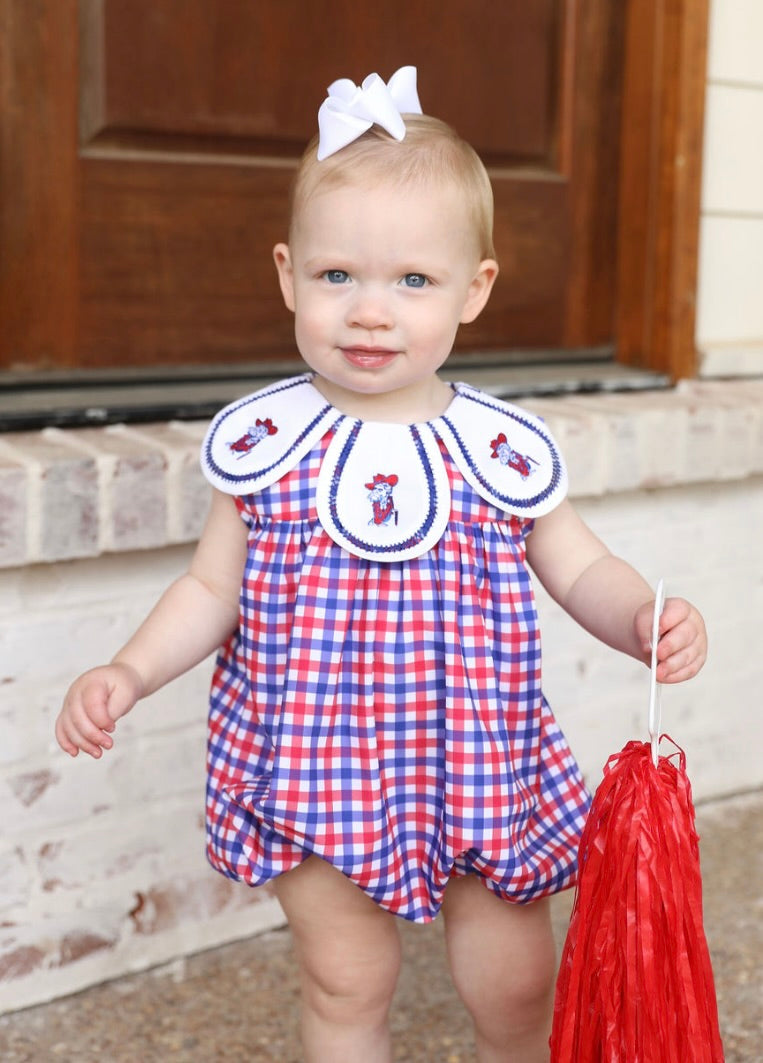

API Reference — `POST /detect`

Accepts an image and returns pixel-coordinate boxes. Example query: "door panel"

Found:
[1,0,625,372]
[90,1,558,159]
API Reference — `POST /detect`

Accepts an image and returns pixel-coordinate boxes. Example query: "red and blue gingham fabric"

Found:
[205,431,590,922]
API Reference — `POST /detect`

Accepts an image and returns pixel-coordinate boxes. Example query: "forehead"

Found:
[292,178,478,255]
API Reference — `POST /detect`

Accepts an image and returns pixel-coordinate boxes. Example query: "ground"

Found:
[1,792,760,1062]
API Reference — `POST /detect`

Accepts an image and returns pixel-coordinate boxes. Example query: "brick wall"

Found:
[1,380,761,1012]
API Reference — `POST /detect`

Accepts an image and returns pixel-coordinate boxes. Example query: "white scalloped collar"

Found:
[201,374,567,561]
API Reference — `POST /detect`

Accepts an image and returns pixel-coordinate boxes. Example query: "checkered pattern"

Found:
[206,431,591,922]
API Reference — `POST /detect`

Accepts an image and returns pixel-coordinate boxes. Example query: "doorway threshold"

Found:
[0,359,668,432]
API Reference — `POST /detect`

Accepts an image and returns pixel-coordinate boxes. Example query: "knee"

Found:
[275,857,403,1029]
[454,949,556,1028]
[300,931,402,1025]
[448,906,557,1037]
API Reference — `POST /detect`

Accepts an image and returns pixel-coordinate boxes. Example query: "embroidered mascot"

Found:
[366,473,399,526]
[228,418,278,458]
[490,433,537,479]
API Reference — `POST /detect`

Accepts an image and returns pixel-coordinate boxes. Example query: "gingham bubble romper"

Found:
[200,374,591,922]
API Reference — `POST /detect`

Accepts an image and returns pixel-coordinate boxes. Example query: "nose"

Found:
[346,285,393,330]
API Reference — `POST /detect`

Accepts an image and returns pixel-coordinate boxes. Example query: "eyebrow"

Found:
[300,255,454,280]
[302,255,348,270]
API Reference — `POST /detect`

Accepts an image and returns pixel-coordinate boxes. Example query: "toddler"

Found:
[57,68,707,1063]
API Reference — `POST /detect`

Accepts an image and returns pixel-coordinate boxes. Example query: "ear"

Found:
[273,243,296,312]
[460,259,499,324]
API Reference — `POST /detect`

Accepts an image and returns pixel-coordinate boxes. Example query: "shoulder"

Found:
[200,374,340,494]
[434,383,568,518]
[443,382,553,437]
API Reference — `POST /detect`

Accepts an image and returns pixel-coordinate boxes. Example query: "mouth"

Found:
[340,347,400,369]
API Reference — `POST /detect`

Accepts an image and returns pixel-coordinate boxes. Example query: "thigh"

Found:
[273,856,402,997]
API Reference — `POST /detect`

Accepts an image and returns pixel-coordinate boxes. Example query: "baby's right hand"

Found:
[55,663,144,759]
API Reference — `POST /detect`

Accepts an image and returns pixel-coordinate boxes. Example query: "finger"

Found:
[659,616,706,662]
[56,722,106,759]
[72,729,111,758]
[654,627,686,663]
[656,638,706,683]
[59,714,113,758]
[657,655,705,683]
[657,598,690,637]
[70,718,114,756]
[58,699,116,758]
[55,715,81,758]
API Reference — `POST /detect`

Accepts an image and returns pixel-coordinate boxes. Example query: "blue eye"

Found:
[324,270,350,284]
[402,273,428,288]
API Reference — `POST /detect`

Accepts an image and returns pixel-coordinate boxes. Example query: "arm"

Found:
[55,489,248,758]
[525,500,707,683]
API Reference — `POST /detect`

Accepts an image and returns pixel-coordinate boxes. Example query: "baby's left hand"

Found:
[634,596,707,683]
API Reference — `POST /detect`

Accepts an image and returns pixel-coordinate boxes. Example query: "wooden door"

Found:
[1,0,625,374]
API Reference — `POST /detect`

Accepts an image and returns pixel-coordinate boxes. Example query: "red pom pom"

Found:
[550,740,723,1062]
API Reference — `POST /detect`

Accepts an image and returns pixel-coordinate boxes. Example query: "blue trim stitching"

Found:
[440,392,563,510]
[204,377,333,486]
[328,424,440,555]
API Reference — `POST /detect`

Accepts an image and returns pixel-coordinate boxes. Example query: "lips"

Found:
[341,347,400,369]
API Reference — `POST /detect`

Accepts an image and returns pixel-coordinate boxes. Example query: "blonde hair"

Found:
[289,114,496,260]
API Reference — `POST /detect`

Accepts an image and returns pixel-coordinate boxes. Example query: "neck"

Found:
[311,375,453,423]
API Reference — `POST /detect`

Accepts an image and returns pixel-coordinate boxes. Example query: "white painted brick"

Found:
[686,377,763,406]
[0,544,194,615]
[118,422,210,542]
[550,398,642,493]
[174,421,211,542]
[0,880,283,1014]
[0,452,27,567]
[31,800,204,903]
[0,688,59,767]
[0,903,126,987]
[122,662,214,738]
[101,727,206,808]
[1,609,129,688]
[51,426,169,552]
[171,420,208,443]
[1,383,760,567]
[523,401,609,497]
[0,844,33,914]
[1,726,205,837]
[0,432,99,562]
[1,764,68,828]
[28,544,192,612]
[582,389,725,485]
[0,758,114,841]
[681,382,762,477]
[667,391,725,481]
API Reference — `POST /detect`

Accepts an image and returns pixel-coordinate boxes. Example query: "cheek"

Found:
[421,303,465,346]
[293,318,319,361]
[406,301,448,333]
[293,286,341,326]
[293,299,326,340]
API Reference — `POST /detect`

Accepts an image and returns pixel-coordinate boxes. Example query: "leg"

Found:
[273,856,402,1063]
[441,875,557,1063]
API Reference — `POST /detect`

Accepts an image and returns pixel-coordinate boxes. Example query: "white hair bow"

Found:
[316,65,423,161]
